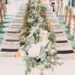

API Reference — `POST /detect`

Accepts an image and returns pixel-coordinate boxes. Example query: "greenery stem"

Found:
[45,41,50,49]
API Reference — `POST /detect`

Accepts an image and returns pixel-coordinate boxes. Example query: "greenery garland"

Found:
[20,0,61,75]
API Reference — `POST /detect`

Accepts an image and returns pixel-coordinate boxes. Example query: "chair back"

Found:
[67,7,72,32]
[0,1,3,24]
[73,15,75,41]
[2,0,6,16]
[56,0,59,15]
[64,5,69,24]
[56,0,63,16]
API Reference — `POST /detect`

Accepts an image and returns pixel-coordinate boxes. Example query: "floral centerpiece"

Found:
[20,0,61,75]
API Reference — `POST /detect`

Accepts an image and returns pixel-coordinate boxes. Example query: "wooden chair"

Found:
[56,0,59,15]
[56,4,69,27]
[57,5,73,40]
[57,5,69,33]
[69,14,75,49]
[0,2,3,24]
[67,7,72,32]
[0,0,7,24]
[2,1,7,16]
[63,5,69,24]
[73,15,75,41]
[65,7,73,40]
[56,0,63,17]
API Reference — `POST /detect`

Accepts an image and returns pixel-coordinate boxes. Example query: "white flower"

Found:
[30,27,36,33]
[46,48,48,52]
[51,58,55,62]
[32,10,36,14]
[27,18,34,23]
[28,44,41,57]
[40,41,48,47]
[30,26,40,34]
[50,49,56,55]
[40,29,48,41]
[38,16,44,22]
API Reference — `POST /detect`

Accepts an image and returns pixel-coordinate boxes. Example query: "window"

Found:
[72,0,75,7]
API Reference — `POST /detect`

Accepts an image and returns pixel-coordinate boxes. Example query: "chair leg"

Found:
[0,8,3,24]
[2,4,7,17]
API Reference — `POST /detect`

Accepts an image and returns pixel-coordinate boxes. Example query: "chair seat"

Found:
[60,23,68,27]
[66,32,73,40]
[56,23,68,32]
[3,20,11,23]
[0,34,4,38]
[63,27,68,32]
[57,18,64,24]
[70,41,75,49]
[57,16,62,19]
[3,23,10,27]
[4,15,13,19]
[0,38,4,45]
[0,28,8,33]
[4,14,13,18]
[4,18,12,21]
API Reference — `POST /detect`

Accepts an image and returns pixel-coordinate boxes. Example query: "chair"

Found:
[0,2,3,24]
[1,0,7,16]
[73,15,75,41]
[56,5,69,26]
[67,7,72,32]
[71,15,75,48]
[0,0,7,24]
[64,5,69,24]
[57,5,69,33]
[56,0,63,17]
[65,7,73,40]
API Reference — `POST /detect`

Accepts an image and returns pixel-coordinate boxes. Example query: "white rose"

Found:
[50,49,56,55]
[40,29,48,41]
[28,44,41,57]
[40,41,48,47]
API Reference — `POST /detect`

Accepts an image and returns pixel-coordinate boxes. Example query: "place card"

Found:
[1,41,19,52]
[55,33,68,43]
[7,28,20,33]
[55,43,74,54]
